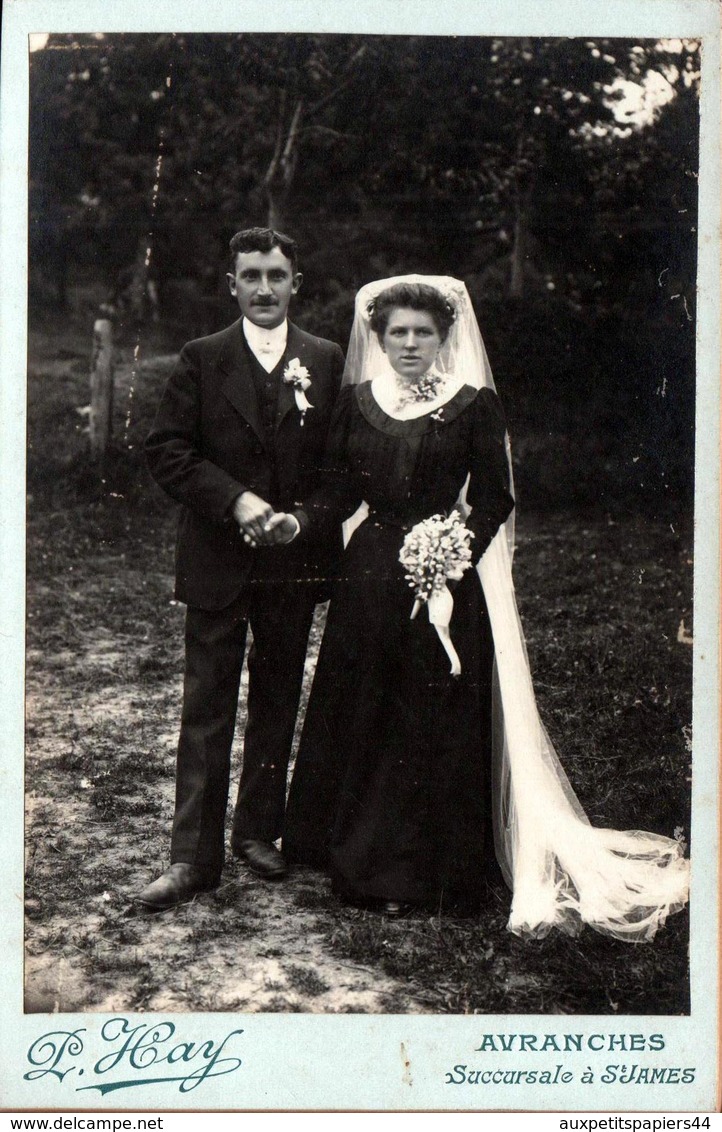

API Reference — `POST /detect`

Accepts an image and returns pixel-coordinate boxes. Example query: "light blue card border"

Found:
[1,0,719,1113]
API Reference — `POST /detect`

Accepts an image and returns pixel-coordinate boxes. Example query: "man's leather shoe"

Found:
[236,840,287,879]
[137,863,218,910]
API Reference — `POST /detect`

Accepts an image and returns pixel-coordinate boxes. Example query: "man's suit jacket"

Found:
[145,317,345,611]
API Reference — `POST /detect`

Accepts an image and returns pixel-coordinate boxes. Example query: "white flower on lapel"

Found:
[282,357,314,425]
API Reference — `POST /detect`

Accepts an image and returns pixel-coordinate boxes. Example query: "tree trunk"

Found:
[266,194,286,232]
[127,244,149,324]
[56,240,68,308]
[509,192,528,299]
[509,124,536,300]
[261,44,366,231]
[264,95,304,232]
[89,318,114,462]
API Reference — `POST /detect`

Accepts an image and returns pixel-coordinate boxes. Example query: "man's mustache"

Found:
[253,298,278,306]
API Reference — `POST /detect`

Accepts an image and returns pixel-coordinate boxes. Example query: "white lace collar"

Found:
[370,369,465,420]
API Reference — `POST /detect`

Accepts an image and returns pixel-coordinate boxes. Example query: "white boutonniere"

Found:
[283,357,314,425]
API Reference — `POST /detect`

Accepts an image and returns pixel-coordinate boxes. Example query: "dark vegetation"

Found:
[29,33,698,515]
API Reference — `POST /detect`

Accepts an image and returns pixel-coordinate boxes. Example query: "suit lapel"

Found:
[218,320,268,449]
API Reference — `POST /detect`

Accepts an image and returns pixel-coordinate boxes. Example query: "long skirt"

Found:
[283,519,496,911]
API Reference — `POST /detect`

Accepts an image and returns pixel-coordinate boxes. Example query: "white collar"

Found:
[242,317,288,353]
[370,368,464,420]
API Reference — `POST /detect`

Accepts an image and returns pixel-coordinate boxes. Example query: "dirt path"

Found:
[24,602,435,1015]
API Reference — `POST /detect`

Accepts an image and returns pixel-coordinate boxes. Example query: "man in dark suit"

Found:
[139,227,345,908]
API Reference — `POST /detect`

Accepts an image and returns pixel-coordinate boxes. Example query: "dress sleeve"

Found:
[302,385,364,536]
[465,387,515,562]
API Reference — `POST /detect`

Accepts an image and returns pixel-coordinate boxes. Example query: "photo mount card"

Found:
[1,0,719,1114]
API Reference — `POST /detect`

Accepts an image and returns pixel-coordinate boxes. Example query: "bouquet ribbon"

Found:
[411,584,461,676]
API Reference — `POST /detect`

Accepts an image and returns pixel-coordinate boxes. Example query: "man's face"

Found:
[227,247,302,328]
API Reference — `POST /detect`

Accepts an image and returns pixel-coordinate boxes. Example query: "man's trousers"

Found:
[169,577,317,880]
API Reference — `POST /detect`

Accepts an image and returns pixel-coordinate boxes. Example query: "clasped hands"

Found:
[232,491,300,549]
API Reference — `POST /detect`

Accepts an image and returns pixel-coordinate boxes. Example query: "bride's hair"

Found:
[367,282,456,343]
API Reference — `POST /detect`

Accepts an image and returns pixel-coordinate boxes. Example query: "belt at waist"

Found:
[365,509,432,530]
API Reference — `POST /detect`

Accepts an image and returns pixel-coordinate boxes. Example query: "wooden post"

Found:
[89,316,114,462]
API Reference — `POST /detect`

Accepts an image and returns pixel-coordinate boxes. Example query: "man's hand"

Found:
[232,493,300,548]
[261,513,300,547]
[232,491,274,546]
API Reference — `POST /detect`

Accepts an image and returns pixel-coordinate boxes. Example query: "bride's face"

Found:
[381,307,442,380]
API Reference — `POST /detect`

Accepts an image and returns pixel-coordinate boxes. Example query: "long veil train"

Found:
[479,532,689,942]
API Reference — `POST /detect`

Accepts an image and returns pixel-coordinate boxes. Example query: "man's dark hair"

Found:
[368,282,456,343]
[228,227,299,272]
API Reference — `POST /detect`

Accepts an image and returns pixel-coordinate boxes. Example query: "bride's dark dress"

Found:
[283,379,514,911]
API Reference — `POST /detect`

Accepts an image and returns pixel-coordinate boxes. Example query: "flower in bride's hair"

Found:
[442,280,465,304]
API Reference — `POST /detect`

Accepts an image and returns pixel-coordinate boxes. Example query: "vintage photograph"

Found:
[24,29,698,1024]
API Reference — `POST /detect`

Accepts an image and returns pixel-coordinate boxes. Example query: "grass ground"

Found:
[23,322,692,1015]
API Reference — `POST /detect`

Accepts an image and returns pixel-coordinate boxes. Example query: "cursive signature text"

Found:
[24,1018,244,1095]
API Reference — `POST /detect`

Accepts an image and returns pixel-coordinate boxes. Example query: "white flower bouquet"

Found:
[399,511,474,674]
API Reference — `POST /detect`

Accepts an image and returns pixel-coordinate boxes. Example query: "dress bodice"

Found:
[309,381,514,559]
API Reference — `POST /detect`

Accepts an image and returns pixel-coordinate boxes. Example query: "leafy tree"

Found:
[28,33,699,513]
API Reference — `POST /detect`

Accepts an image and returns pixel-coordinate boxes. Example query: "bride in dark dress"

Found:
[284,275,689,938]
[284,278,513,916]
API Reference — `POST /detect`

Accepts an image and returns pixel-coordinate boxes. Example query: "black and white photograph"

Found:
[1,0,719,1114]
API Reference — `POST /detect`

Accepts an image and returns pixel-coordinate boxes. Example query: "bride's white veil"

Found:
[345,274,495,390]
[343,274,516,555]
[343,274,690,942]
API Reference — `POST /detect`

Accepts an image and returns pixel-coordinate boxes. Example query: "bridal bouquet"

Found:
[399,511,474,675]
